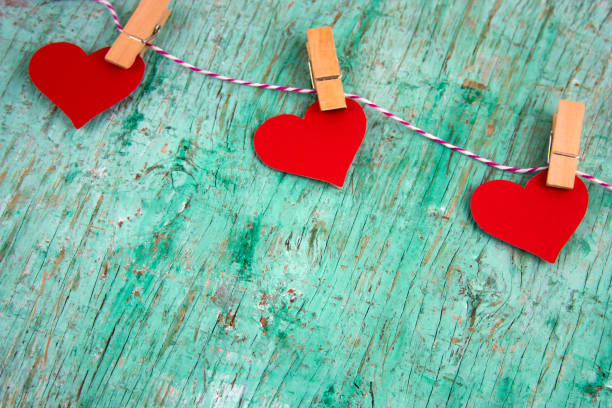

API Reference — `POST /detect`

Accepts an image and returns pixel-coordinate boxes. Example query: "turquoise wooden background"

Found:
[0,0,610,406]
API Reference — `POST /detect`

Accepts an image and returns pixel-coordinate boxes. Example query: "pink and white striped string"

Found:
[94,0,611,191]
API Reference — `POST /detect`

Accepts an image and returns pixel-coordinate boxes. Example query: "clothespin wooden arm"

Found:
[546,100,585,189]
[105,0,171,69]
[306,27,346,111]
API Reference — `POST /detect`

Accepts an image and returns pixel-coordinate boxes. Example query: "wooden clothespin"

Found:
[306,27,346,111]
[105,0,172,69]
[546,100,585,189]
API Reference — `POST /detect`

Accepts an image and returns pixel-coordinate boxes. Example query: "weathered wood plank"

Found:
[0,0,610,406]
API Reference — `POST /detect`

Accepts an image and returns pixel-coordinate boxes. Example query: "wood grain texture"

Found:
[105,0,171,69]
[0,0,610,406]
[307,27,346,110]
[547,100,584,189]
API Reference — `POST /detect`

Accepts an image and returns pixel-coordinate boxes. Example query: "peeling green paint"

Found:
[119,109,145,146]
[0,0,610,407]
[229,218,260,281]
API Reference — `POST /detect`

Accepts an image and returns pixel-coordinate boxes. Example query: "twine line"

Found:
[93,0,611,191]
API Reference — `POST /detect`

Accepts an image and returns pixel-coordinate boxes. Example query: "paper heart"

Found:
[254,98,367,187]
[470,171,588,263]
[29,42,145,129]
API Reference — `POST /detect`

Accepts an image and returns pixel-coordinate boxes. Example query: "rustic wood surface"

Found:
[0,0,610,406]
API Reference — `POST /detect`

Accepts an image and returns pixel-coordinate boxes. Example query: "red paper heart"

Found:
[29,42,145,129]
[254,98,367,187]
[470,171,588,263]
